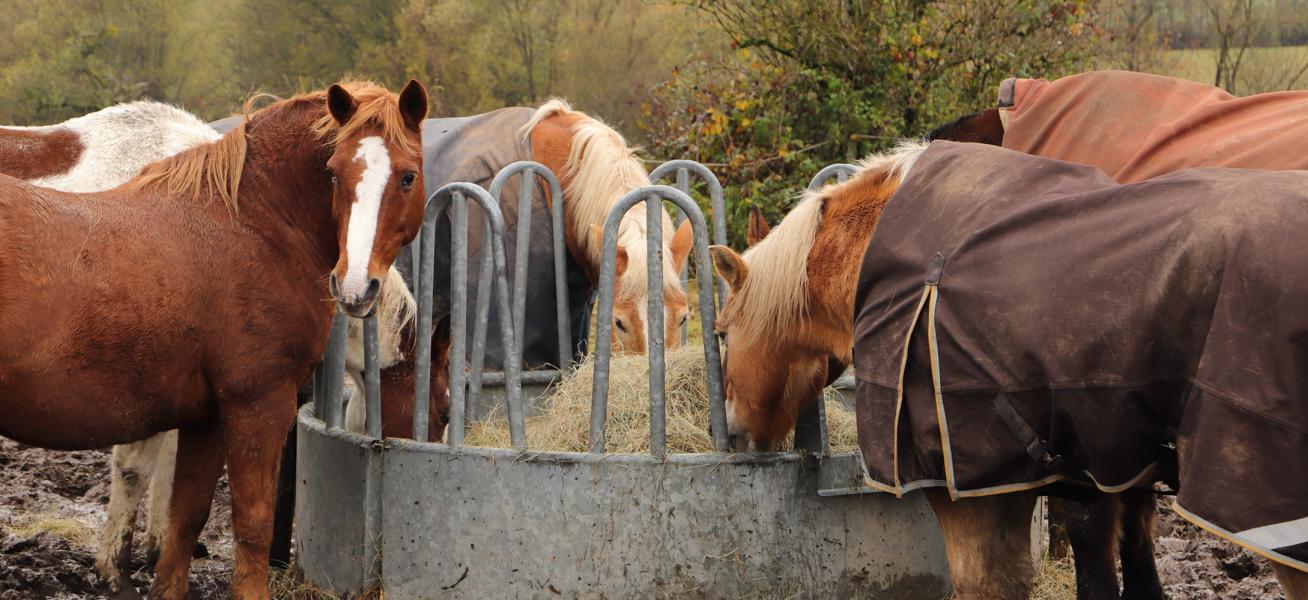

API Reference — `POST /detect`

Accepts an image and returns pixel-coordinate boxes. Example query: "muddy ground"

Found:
[0,438,1290,599]
[0,438,232,599]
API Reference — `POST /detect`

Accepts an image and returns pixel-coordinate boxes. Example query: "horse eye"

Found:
[679,315,689,327]
[326,170,338,185]
[440,410,450,425]
[615,319,628,333]
[400,172,417,189]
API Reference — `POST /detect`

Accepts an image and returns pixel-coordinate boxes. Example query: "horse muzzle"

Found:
[330,273,381,318]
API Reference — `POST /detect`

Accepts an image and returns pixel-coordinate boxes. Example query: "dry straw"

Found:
[464,346,860,454]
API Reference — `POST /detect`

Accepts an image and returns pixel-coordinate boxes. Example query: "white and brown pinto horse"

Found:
[0,80,429,599]
[710,140,1308,599]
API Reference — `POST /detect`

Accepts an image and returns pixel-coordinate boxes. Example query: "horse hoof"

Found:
[106,574,143,600]
[192,541,209,559]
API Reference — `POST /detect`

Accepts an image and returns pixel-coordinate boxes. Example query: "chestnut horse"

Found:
[0,101,446,596]
[0,80,428,599]
[411,99,692,376]
[710,140,1308,599]
[929,70,1308,600]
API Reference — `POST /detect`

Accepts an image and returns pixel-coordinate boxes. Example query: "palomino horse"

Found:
[710,139,1308,599]
[407,98,692,373]
[0,80,428,599]
[929,69,1308,600]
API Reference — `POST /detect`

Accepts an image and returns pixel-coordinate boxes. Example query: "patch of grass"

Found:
[1,513,97,547]
[1160,46,1308,94]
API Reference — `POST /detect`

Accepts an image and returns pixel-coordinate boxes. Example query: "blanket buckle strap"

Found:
[991,392,1080,480]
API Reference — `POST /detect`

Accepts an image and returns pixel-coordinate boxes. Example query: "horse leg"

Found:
[1065,493,1122,600]
[1118,490,1163,600]
[925,488,1037,599]
[1048,497,1071,559]
[149,424,224,600]
[1273,563,1308,600]
[268,421,297,568]
[143,431,178,568]
[96,434,168,597]
[222,385,297,600]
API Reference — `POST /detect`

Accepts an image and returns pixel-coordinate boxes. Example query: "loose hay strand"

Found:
[464,347,860,453]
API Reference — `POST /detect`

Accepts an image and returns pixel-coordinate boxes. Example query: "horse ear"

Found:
[398,79,428,131]
[589,223,628,278]
[615,246,628,278]
[670,221,693,272]
[747,206,771,247]
[709,245,747,292]
[327,84,358,126]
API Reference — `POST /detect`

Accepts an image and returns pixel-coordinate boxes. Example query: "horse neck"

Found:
[236,117,339,274]
[807,173,901,361]
[528,113,655,285]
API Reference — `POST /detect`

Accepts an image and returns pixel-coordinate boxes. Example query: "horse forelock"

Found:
[726,139,927,345]
[309,81,418,156]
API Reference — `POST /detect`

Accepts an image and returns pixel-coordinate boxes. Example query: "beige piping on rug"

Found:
[888,284,934,496]
[1173,502,1308,573]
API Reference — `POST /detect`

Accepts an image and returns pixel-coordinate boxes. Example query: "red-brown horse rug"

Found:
[998,70,1308,182]
[853,140,1308,571]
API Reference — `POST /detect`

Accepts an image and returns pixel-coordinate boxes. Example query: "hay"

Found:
[1,513,97,547]
[463,347,860,454]
[1032,555,1076,600]
[267,567,345,600]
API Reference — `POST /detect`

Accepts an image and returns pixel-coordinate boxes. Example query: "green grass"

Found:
[1159,45,1308,94]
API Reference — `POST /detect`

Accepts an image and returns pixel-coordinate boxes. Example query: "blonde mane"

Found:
[728,139,929,343]
[130,81,409,216]
[522,98,680,296]
[345,266,417,373]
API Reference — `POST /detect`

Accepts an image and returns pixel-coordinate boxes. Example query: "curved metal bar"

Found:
[417,183,524,447]
[489,161,571,370]
[590,185,727,455]
[650,160,729,308]
[807,163,858,191]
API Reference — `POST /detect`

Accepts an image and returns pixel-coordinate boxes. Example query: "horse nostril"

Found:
[362,277,381,303]
[329,273,341,298]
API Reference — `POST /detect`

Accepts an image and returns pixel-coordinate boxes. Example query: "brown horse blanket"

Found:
[391,110,592,369]
[853,141,1308,571]
[999,70,1308,182]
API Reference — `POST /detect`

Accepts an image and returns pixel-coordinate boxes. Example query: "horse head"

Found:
[710,141,926,451]
[321,80,429,317]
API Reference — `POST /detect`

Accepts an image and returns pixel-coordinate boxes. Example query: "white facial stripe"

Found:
[342,136,391,301]
[638,301,650,346]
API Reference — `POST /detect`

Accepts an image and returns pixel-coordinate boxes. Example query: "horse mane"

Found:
[727,139,929,343]
[130,81,410,216]
[130,121,247,215]
[521,98,679,296]
[345,266,417,373]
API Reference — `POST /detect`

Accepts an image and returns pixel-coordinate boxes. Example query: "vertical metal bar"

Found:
[322,311,349,429]
[445,191,468,446]
[649,161,728,310]
[363,313,382,438]
[674,168,690,345]
[465,221,493,421]
[489,227,526,448]
[513,169,534,353]
[412,218,436,442]
[311,362,324,419]
[646,197,667,458]
[547,169,571,369]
